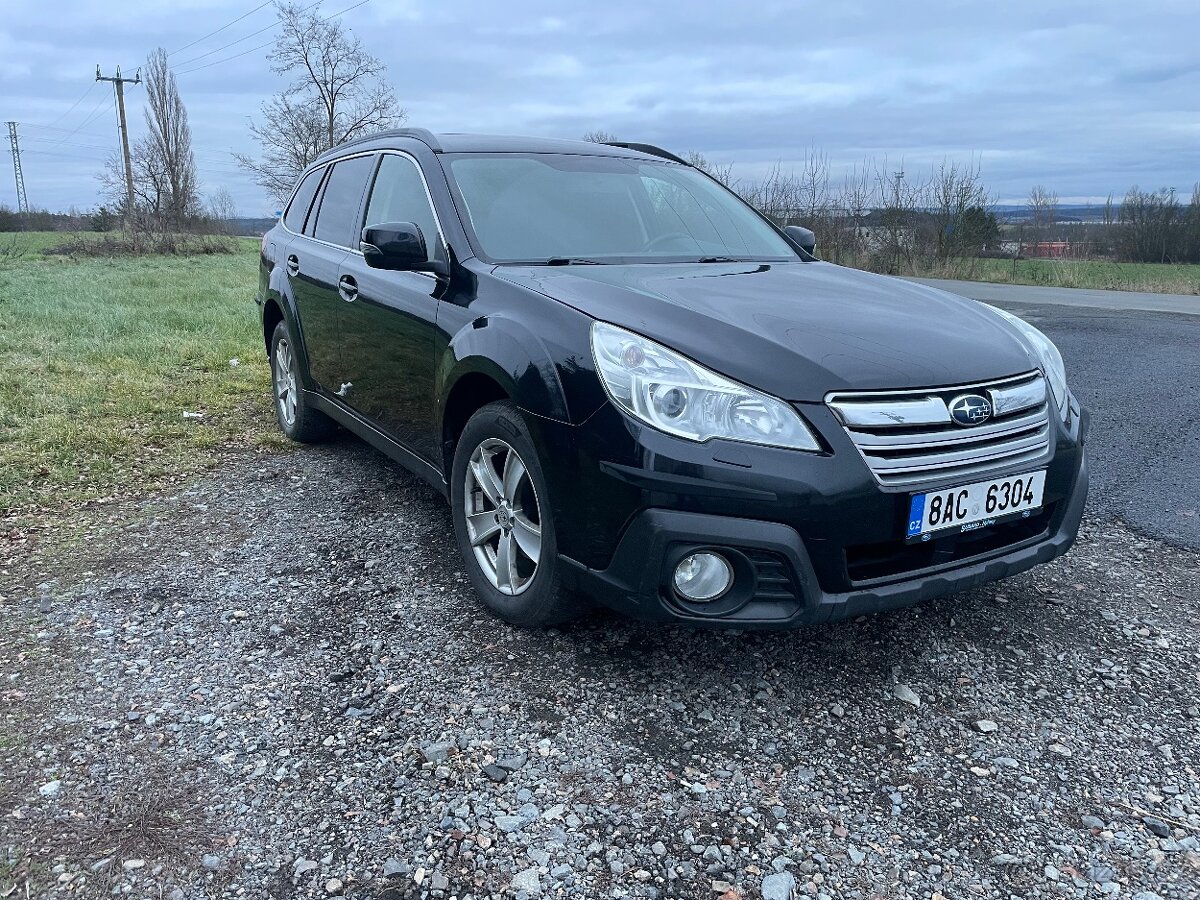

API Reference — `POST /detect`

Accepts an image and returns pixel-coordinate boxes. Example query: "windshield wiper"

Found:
[697,256,743,263]
[545,257,606,266]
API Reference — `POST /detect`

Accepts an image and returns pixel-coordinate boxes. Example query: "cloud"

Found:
[1,0,1197,214]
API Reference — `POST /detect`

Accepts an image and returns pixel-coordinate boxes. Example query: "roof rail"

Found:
[603,141,688,165]
[312,127,443,164]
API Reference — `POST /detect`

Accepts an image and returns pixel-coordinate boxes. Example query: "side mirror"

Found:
[784,225,817,258]
[361,222,447,275]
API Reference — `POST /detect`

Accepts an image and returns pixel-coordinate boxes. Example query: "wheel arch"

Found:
[441,368,513,476]
[261,297,285,354]
[437,314,577,472]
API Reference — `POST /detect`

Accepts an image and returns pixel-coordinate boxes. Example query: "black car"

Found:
[256,129,1089,629]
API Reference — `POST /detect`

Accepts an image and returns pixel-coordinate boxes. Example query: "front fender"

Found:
[438,314,573,423]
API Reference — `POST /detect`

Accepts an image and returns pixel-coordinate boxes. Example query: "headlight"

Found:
[982,304,1069,416]
[590,322,821,451]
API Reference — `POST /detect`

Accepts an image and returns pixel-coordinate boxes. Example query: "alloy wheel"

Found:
[463,438,542,596]
[274,337,298,427]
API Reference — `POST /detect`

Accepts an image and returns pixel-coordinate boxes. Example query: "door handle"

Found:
[285,254,300,276]
[338,274,358,302]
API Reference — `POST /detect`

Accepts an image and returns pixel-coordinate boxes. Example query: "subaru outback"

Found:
[255,129,1089,628]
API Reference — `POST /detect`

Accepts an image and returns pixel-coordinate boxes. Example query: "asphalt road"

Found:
[920,281,1200,550]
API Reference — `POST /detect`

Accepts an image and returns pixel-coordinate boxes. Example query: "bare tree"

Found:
[684,151,734,186]
[582,130,619,143]
[96,49,199,227]
[98,139,173,221]
[144,49,199,227]
[237,2,404,203]
[872,161,924,274]
[203,187,239,235]
[1118,186,1184,263]
[1027,184,1059,245]
[924,157,993,261]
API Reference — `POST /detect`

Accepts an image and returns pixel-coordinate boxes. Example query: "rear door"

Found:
[292,153,376,393]
[279,166,334,384]
[336,152,447,461]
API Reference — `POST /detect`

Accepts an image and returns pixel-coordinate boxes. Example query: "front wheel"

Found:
[450,401,579,627]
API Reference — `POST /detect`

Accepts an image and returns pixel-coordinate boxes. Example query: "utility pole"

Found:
[96,65,141,217]
[6,122,29,223]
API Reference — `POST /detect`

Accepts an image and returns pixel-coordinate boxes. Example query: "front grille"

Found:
[827,372,1051,489]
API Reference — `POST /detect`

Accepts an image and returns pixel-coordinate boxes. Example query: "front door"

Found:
[336,153,446,462]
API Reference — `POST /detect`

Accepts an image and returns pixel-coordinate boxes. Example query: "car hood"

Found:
[495,260,1038,402]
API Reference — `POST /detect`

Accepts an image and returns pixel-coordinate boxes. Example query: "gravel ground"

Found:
[3,439,1199,900]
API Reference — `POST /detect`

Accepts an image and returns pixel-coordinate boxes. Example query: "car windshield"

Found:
[445,152,798,264]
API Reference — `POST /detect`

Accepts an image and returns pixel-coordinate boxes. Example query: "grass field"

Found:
[897,255,1200,294]
[0,232,284,523]
[1,229,1196,527]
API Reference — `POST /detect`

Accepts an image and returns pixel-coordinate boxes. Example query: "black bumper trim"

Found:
[561,451,1089,629]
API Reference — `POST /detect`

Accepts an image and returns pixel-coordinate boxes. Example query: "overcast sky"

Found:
[3,0,1198,216]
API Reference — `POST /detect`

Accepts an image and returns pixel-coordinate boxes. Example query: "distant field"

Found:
[0,232,283,521]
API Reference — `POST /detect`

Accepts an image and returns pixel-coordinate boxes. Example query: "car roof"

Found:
[311,128,681,166]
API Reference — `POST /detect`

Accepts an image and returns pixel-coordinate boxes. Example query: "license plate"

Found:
[907,471,1045,541]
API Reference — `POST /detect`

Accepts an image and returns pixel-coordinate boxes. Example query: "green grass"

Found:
[0,232,285,519]
[0,228,1195,524]
[896,255,1200,295]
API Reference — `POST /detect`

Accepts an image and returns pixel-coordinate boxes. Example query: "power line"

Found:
[22,122,115,138]
[41,96,114,147]
[43,80,100,129]
[24,135,239,163]
[25,137,115,152]
[169,0,274,56]
[172,0,324,69]
[175,0,370,76]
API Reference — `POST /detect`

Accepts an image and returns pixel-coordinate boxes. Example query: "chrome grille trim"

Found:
[826,372,1051,488]
[850,407,1047,450]
[989,377,1046,417]
[833,396,950,428]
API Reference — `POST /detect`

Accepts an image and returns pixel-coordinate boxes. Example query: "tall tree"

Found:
[236,3,404,203]
[143,48,199,227]
[97,49,199,226]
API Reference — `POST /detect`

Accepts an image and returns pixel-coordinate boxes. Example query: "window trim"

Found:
[360,149,450,269]
[307,150,379,251]
[281,164,328,236]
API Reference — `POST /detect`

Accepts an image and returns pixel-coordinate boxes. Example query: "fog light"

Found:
[673,551,733,602]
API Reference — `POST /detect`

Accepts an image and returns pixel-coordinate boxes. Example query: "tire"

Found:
[269,320,336,443]
[450,401,579,627]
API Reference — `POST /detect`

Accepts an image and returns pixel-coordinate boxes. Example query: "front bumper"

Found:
[560,449,1088,628]
[546,400,1090,629]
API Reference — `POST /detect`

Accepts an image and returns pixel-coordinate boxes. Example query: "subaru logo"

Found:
[948,393,992,426]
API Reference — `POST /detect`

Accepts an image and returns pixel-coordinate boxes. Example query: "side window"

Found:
[283,167,324,233]
[363,154,445,263]
[312,155,376,247]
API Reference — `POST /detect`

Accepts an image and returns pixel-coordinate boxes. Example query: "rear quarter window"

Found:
[283,167,325,233]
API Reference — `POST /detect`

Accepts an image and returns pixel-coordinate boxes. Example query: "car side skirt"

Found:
[307,390,449,497]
